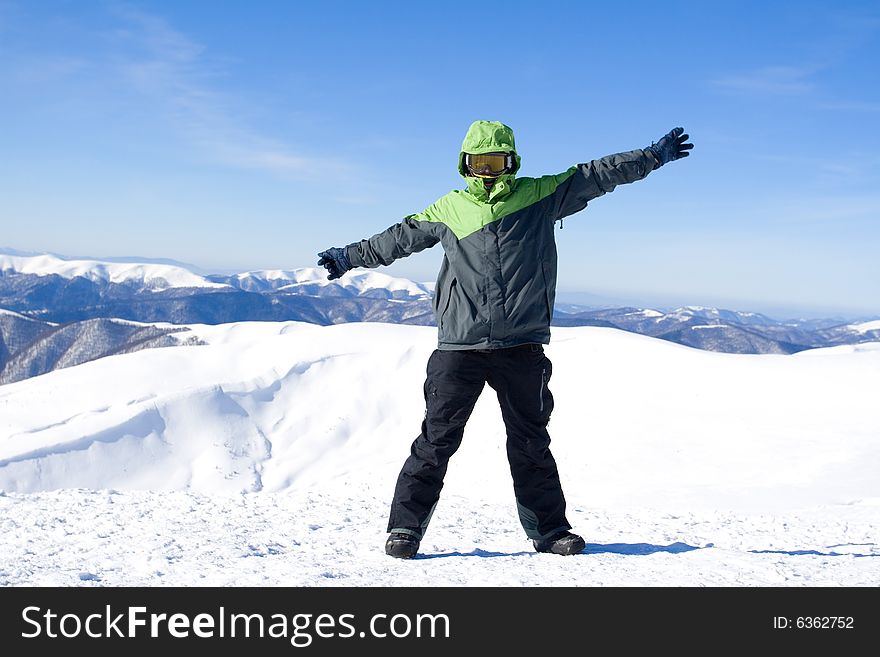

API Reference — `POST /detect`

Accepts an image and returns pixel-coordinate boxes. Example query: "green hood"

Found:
[458,120,522,203]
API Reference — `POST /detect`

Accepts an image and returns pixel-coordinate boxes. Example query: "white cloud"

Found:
[106,4,351,181]
[711,66,815,96]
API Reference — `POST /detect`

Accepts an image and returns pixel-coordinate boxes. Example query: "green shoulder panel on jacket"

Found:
[413,168,578,241]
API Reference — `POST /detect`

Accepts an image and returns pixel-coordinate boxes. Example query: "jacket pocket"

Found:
[439,277,457,331]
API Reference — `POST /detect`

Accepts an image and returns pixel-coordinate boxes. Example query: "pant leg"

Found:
[486,345,571,540]
[387,349,486,539]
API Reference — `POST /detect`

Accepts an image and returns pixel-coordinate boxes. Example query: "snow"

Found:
[0,253,227,290]
[621,309,664,318]
[265,267,432,298]
[0,308,52,323]
[0,253,434,299]
[236,268,313,283]
[850,319,880,334]
[1,323,879,586]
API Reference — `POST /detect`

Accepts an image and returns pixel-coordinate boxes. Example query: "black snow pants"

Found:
[387,344,572,541]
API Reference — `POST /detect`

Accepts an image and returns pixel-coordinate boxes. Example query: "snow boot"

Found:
[533,531,586,555]
[385,532,420,559]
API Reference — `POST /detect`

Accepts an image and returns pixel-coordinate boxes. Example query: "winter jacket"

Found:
[344,120,659,350]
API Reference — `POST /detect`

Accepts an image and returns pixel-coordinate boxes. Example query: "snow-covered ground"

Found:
[1,322,878,586]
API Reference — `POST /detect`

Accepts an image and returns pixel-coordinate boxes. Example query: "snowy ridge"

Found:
[632,309,664,318]
[312,268,433,299]
[851,319,880,334]
[229,267,433,299]
[0,307,53,324]
[0,253,433,300]
[665,305,778,326]
[0,253,226,290]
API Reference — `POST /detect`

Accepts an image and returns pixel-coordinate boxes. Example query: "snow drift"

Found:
[2,322,878,514]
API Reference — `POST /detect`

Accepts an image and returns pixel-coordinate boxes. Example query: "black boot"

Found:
[385,532,420,559]
[533,531,585,555]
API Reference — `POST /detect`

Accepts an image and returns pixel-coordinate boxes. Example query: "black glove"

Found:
[317,247,353,280]
[647,127,693,167]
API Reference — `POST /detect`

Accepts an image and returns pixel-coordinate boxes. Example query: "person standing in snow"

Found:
[318,120,693,558]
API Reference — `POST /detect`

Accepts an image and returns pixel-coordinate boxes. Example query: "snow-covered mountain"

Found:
[0,253,224,291]
[552,305,880,354]
[664,305,780,326]
[210,267,432,300]
[1,321,878,586]
[0,253,435,385]
[0,316,198,384]
[851,319,880,334]
[0,252,431,300]
[1,251,878,380]
[0,252,435,327]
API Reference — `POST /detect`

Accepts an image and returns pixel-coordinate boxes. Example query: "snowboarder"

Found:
[318,120,693,558]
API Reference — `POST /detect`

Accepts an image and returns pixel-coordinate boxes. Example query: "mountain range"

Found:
[1,250,878,383]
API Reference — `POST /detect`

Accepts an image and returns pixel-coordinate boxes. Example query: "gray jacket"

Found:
[345,127,657,350]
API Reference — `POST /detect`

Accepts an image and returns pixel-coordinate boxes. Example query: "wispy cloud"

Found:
[755,152,880,196]
[711,66,816,96]
[711,9,880,104]
[5,53,88,84]
[104,4,350,181]
[769,194,880,225]
[815,100,880,113]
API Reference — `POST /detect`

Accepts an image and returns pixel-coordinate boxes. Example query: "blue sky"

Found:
[1,0,878,317]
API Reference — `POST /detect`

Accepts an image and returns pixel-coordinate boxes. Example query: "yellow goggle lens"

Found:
[466,153,510,176]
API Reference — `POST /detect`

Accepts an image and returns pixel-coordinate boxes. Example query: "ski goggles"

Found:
[464,152,514,177]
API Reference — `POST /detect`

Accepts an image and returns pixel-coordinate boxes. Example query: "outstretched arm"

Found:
[550,127,693,220]
[317,214,441,280]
